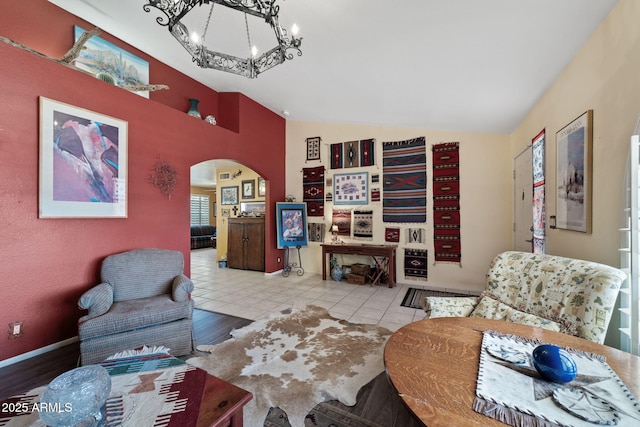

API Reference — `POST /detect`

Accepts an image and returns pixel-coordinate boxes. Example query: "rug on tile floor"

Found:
[187,305,391,427]
[401,287,470,309]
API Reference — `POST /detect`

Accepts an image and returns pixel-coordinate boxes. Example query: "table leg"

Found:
[230,411,244,427]
[322,248,327,280]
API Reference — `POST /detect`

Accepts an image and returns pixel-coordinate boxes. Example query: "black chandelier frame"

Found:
[143,0,302,78]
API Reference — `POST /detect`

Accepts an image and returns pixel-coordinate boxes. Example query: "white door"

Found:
[514,147,533,252]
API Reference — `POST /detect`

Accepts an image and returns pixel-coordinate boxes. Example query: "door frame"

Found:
[513,144,533,252]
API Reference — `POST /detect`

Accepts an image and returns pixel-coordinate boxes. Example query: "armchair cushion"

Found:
[78,282,113,321]
[172,274,194,302]
[78,294,193,341]
[469,295,563,333]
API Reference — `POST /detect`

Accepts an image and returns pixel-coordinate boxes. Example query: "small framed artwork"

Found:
[334,172,369,205]
[258,177,266,197]
[221,186,239,205]
[242,180,255,199]
[555,110,593,233]
[39,97,128,218]
[241,202,266,215]
[306,136,321,161]
[276,202,309,248]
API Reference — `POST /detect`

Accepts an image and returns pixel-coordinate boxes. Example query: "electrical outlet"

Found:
[277,257,281,263]
[8,321,24,339]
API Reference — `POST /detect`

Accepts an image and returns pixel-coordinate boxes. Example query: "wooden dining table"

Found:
[384,317,640,427]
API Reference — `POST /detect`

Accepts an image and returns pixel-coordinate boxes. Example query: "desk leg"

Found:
[322,248,327,280]
[388,253,395,288]
[230,411,244,427]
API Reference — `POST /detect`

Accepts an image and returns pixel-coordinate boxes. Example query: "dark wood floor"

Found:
[0,309,423,427]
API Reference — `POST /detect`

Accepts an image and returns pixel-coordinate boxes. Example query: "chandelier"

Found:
[143,0,302,79]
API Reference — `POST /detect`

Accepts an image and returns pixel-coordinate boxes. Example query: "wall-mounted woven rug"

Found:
[404,248,428,281]
[382,136,427,223]
[332,209,352,236]
[187,305,391,427]
[432,142,461,264]
[307,223,325,242]
[302,166,325,217]
[359,138,375,167]
[353,210,373,240]
[532,130,546,254]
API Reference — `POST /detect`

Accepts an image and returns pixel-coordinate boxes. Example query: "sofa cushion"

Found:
[78,294,193,340]
[470,295,562,333]
[423,296,479,318]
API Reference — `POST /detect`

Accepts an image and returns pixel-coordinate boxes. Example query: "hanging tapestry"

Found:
[344,141,359,168]
[371,188,381,202]
[325,192,333,202]
[332,209,351,236]
[307,222,325,242]
[330,143,343,169]
[360,138,375,167]
[371,174,380,183]
[433,142,461,264]
[306,136,321,161]
[407,228,425,244]
[532,130,545,254]
[353,210,374,240]
[382,136,427,223]
[385,227,400,242]
[302,166,325,217]
[404,248,428,281]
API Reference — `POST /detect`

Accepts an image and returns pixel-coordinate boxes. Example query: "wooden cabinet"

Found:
[227,217,265,271]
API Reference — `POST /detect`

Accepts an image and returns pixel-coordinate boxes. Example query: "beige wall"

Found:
[190,186,216,226]
[215,166,266,262]
[286,122,512,293]
[511,0,640,268]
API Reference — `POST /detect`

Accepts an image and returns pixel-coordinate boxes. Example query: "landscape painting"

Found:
[74,26,150,98]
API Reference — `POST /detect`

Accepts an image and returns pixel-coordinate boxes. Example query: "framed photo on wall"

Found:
[276,202,308,248]
[258,177,266,197]
[555,110,593,233]
[221,186,238,205]
[39,97,128,218]
[242,179,255,199]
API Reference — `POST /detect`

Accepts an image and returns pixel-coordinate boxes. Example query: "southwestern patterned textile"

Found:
[404,248,428,281]
[0,353,207,427]
[382,136,427,223]
[308,222,325,242]
[432,142,461,264]
[302,166,325,217]
[332,209,352,236]
[360,138,375,167]
[407,228,425,244]
[371,188,381,202]
[330,143,343,169]
[344,141,359,168]
[423,251,626,344]
[532,130,545,254]
[385,227,400,243]
[353,210,373,240]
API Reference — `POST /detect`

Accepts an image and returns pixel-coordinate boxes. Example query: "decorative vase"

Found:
[39,365,112,427]
[187,98,202,119]
[330,257,343,282]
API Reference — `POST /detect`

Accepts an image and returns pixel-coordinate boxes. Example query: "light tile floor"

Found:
[190,248,428,332]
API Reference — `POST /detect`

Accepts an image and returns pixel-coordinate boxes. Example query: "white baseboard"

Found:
[265,269,284,276]
[0,336,79,369]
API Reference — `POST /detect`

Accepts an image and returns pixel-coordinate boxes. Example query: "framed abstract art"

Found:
[276,203,308,248]
[221,186,239,205]
[39,97,128,218]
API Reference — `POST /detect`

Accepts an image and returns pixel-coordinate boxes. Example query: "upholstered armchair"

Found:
[78,248,195,365]
[423,251,626,344]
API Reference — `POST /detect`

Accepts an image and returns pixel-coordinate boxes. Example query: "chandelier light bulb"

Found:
[251,45,258,57]
[191,32,199,43]
[291,23,299,36]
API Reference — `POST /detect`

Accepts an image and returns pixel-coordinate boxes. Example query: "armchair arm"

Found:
[78,282,113,321]
[172,274,194,302]
[423,296,479,318]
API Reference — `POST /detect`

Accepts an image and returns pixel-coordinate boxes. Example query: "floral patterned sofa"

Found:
[423,251,626,344]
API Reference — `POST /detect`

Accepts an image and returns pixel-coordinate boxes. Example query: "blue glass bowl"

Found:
[532,344,577,383]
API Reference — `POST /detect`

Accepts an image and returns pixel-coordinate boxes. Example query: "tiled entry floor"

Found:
[190,248,428,332]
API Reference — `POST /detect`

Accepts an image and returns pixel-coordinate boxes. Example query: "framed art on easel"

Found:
[555,110,592,233]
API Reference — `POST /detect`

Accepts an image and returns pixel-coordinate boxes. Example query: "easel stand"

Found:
[282,245,304,277]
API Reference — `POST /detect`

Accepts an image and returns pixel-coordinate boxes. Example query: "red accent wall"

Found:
[0,1,285,362]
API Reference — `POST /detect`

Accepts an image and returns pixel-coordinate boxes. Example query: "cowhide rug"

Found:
[186,305,392,427]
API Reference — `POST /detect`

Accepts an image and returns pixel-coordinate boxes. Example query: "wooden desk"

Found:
[321,244,397,287]
[384,317,640,427]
